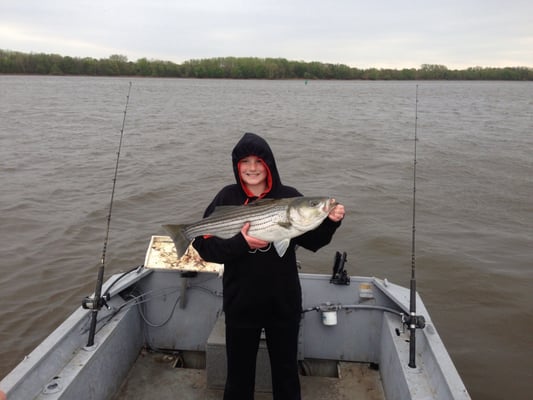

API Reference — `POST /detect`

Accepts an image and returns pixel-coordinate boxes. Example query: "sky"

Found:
[1,0,532,69]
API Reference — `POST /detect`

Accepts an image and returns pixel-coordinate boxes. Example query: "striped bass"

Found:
[163,196,337,258]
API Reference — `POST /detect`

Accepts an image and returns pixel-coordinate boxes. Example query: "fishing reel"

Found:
[402,313,426,330]
[82,293,110,311]
[330,251,350,285]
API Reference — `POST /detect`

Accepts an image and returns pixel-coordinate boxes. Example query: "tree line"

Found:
[1,50,531,80]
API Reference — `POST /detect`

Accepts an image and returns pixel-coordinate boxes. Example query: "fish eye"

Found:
[309,200,319,207]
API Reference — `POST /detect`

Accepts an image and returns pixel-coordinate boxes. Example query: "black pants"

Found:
[223,320,301,400]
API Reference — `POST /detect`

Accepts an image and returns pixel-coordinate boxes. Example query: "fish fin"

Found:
[273,239,291,257]
[162,224,191,257]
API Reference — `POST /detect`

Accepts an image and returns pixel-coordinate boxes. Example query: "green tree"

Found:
[135,58,152,76]
[1,49,532,80]
[49,64,63,75]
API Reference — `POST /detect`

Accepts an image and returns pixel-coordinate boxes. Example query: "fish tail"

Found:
[162,224,191,257]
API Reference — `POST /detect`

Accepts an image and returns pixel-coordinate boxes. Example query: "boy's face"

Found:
[238,155,267,188]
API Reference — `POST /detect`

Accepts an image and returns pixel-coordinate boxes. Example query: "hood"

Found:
[231,132,282,198]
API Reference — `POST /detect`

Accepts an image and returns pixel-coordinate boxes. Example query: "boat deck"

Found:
[113,350,385,400]
[0,255,472,400]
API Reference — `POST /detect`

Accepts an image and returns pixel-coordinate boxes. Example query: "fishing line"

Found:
[84,81,132,348]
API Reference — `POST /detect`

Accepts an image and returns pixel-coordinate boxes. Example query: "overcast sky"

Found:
[1,0,532,69]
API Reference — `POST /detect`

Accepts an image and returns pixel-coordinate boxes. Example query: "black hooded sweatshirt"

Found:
[193,132,341,327]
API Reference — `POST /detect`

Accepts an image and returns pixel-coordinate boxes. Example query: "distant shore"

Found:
[1,50,531,80]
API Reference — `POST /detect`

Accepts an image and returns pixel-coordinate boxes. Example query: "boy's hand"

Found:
[241,222,270,250]
[328,201,345,222]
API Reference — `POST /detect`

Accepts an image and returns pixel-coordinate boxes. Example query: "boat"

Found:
[0,235,471,399]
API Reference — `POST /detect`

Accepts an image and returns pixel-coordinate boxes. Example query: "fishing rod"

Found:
[83,82,132,348]
[406,84,426,368]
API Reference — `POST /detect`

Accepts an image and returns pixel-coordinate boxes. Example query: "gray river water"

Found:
[0,76,532,399]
